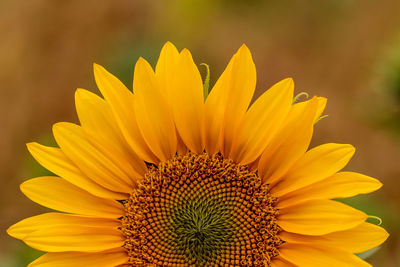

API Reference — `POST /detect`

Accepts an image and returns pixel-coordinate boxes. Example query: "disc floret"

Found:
[121,153,283,266]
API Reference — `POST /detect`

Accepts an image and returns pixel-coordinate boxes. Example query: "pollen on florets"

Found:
[120,152,283,266]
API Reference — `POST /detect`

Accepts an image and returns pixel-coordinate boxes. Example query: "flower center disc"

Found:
[121,152,283,266]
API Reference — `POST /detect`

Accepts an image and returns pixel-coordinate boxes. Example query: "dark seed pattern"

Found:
[120,152,283,266]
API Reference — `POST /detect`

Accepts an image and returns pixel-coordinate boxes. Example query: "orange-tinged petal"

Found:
[176,130,188,155]
[218,45,256,156]
[23,225,124,253]
[280,222,389,253]
[279,243,372,267]
[53,122,134,193]
[133,57,177,161]
[7,213,120,240]
[26,142,126,200]
[20,177,124,218]
[204,45,256,155]
[155,43,186,155]
[75,89,126,150]
[93,63,157,163]
[169,49,205,153]
[278,172,382,208]
[155,41,180,106]
[258,97,319,184]
[29,249,127,267]
[230,78,293,164]
[75,89,147,177]
[271,256,297,267]
[278,199,367,235]
[203,53,232,155]
[271,143,355,197]
[314,97,327,122]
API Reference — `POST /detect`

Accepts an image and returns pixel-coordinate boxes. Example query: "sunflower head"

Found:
[121,152,282,266]
[7,42,388,267]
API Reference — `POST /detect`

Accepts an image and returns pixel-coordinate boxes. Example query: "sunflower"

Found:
[8,42,388,267]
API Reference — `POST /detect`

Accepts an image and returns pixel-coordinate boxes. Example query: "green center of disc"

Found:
[172,198,232,263]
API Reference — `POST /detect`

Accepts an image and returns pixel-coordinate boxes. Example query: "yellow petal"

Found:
[7,213,120,240]
[75,89,147,177]
[93,63,157,163]
[278,199,367,235]
[26,142,126,200]
[169,49,205,153]
[280,222,389,254]
[155,43,186,155]
[279,243,372,267]
[271,143,355,197]
[20,177,124,218]
[133,57,177,161]
[155,41,180,106]
[258,97,319,184]
[29,249,127,267]
[314,97,327,122]
[271,256,297,267]
[230,78,293,164]
[278,172,382,208]
[23,225,124,253]
[176,131,188,155]
[53,122,134,193]
[75,89,126,150]
[206,45,256,156]
[203,55,231,154]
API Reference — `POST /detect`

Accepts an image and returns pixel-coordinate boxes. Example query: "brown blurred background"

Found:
[1,0,400,266]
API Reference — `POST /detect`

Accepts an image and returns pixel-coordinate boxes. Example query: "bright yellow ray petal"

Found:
[230,78,293,164]
[314,97,327,122]
[133,57,177,161]
[203,54,232,155]
[169,48,205,153]
[155,41,180,105]
[93,63,158,163]
[258,97,319,184]
[278,199,367,235]
[271,143,355,197]
[53,122,135,193]
[278,172,382,208]
[23,225,124,253]
[20,177,124,218]
[75,89,127,150]
[211,45,257,155]
[29,249,127,267]
[7,213,120,240]
[280,222,389,254]
[270,256,297,267]
[279,243,372,267]
[75,89,147,177]
[155,42,186,155]
[26,142,126,200]
[176,131,188,155]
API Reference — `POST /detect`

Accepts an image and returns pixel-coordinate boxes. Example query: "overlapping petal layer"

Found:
[8,42,387,266]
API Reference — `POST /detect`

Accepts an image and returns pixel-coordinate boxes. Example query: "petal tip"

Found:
[282,77,294,87]
[93,62,102,70]
[163,41,177,49]
[180,48,191,56]
[26,142,37,150]
[6,224,16,238]
[93,63,108,77]
[236,44,252,57]
[19,180,28,195]
[74,88,87,101]
[239,43,250,51]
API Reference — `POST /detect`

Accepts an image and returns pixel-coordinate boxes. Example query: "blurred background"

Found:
[1,0,399,266]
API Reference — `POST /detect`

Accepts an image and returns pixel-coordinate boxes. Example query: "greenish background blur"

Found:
[1,0,399,266]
